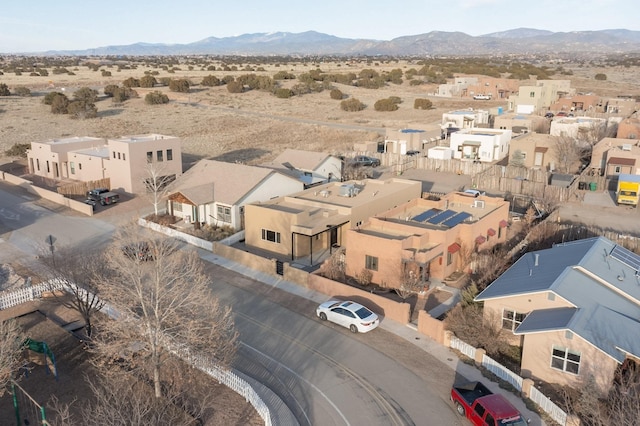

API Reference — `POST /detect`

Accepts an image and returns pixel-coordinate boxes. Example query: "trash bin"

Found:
[578,182,586,190]
[589,182,597,191]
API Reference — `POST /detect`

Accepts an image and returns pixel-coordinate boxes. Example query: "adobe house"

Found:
[243,178,421,266]
[345,192,509,290]
[475,237,640,393]
[27,136,106,180]
[590,137,640,177]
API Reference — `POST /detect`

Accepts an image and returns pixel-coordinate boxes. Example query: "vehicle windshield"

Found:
[500,415,527,426]
[354,307,373,319]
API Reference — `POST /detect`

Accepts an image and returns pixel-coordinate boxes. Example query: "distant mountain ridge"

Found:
[37,28,640,56]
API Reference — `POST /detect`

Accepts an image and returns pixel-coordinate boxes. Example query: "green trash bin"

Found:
[589,182,597,191]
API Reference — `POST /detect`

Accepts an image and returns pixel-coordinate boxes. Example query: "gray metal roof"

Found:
[477,237,640,362]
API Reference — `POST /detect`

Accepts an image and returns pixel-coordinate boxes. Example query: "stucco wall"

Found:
[417,310,445,344]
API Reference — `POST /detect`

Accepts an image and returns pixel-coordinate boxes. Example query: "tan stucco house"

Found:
[243,178,422,265]
[26,133,183,194]
[165,159,303,230]
[345,192,509,290]
[508,133,570,172]
[259,149,343,187]
[590,137,640,177]
[449,128,512,163]
[475,237,640,392]
[508,80,573,114]
[493,113,548,135]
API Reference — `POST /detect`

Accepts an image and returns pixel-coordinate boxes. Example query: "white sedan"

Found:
[316,300,380,333]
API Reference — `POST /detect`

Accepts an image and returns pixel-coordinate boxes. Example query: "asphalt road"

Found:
[0,181,465,425]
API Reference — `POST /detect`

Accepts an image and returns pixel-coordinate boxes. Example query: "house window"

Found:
[502,309,527,331]
[614,166,621,174]
[36,159,40,171]
[365,255,378,271]
[157,150,163,162]
[529,92,536,98]
[498,227,502,238]
[123,153,126,161]
[172,201,183,212]
[551,346,581,374]
[217,205,231,223]
[70,162,75,175]
[447,251,453,266]
[167,149,173,161]
[79,163,82,170]
[46,161,50,173]
[113,152,116,159]
[147,151,153,163]
[117,152,121,160]
[261,229,281,243]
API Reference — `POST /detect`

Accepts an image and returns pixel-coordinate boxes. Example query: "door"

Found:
[330,227,338,247]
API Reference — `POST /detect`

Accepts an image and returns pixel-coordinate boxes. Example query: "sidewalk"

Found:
[197,249,546,426]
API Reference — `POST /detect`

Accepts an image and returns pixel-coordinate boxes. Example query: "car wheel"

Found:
[349,324,358,333]
[319,312,327,321]
[100,201,105,206]
[455,402,465,416]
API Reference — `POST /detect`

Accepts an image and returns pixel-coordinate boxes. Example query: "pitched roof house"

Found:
[165,159,303,229]
[475,237,640,391]
[260,149,343,187]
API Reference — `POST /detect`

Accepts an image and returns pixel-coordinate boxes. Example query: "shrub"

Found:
[140,75,157,88]
[0,83,10,96]
[356,268,373,286]
[274,88,293,98]
[5,143,30,157]
[50,93,69,114]
[595,73,607,81]
[101,70,112,77]
[340,98,365,112]
[414,98,433,110]
[43,91,65,105]
[13,87,30,97]
[122,77,140,88]
[330,89,343,100]
[226,81,244,93]
[201,75,220,87]
[169,79,190,93]
[374,98,399,112]
[68,100,98,119]
[73,87,98,103]
[103,84,119,97]
[144,91,169,105]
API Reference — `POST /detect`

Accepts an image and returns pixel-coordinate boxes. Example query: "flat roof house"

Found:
[243,178,422,266]
[345,192,509,290]
[475,237,640,392]
[449,128,512,163]
[27,136,106,180]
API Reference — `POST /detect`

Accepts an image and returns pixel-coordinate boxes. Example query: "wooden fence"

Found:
[57,178,111,196]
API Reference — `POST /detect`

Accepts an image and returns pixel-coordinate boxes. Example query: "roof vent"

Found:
[622,144,632,151]
[339,184,359,197]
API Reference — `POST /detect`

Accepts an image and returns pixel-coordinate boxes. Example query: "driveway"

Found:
[559,189,640,235]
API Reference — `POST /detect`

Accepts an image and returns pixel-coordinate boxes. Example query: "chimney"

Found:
[534,253,539,266]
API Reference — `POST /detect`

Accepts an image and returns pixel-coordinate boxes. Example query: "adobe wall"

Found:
[417,310,445,344]
[213,242,276,276]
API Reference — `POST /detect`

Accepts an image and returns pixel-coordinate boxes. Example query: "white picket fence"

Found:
[482,354,524,391]
[0,281,272,426]
[449,335,477,359]
[449,336,567,426]
[530,385,567,426]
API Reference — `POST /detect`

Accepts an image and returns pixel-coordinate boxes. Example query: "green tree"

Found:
[4,143,30,157]
[226,81,244,93]
[43,91,65,105]
[140,75,157,88]
[374,98,400,112]
[168,79,190,93]
[113,87,137,103]
[68,100,98,119]
[0,83,10,96]
[103,84,119,97]
[340,98,366,112]
[274,88,293,98]
[414,98,433,110]
[73,87,98,104]
[122,77,140,88]
[50,93,70,114]
[144,91,169,105]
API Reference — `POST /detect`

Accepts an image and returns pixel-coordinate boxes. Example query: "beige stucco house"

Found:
[27,136,106,180]
[26,133,183,194]
[616,113,640,140]
[549,116,607,140]
[548,93,602,115]
[243,178,421,265]
[603,97,639,117]
[590,137,640,177]
[508,80,573,114]
[493,113,548,135]
[259,149,343,187]
[344,192,509,290]
[508,133,564,171]
[475,237,640,392]
[165,159,303,230]
[441,109,490,132]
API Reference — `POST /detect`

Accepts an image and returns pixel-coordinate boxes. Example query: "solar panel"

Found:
[427,209,457,224]
[442,212,472,228]
[412,208,441,222]
[610,245,640,273]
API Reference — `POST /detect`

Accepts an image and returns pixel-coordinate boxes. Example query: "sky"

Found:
[1,0,638,53]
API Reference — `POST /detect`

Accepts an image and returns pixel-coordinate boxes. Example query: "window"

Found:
[473,402,485,418]
[502,309,527,331]
[147,151,153,163]
[614,166,621,174]
[529,91,536,98]
[484,413,496,426]
[172,201,182,212]
[365,255,378,271]
[217,205,231,223]
[46,161,50,173]
[167,149,173,161]
[157,150,163,162]
[447,251,452,266]
[117,152,121,160]
[261,229,281,243]
[123,153,126,161]
[70,162,75,175]
[551,346,581,374]
[498,227,502,239]
[78,163,82,170]
[113,152,116,159]
[36,159,40,171]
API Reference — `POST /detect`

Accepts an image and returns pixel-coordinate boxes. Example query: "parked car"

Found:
[87,188,110,202]
[349,155,380,168]
[316,300,380,333]
[463,189,486,197]
[556,111,567,117]
[451,381,528,425]
[405,150,420,156]
[473,94,492,100]
[98,191,120,206]
[544,112,554,118]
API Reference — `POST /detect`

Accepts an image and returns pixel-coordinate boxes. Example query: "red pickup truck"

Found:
[451,381,528,426]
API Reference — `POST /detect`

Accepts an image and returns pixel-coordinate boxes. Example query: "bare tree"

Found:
[41,248,107,338]
[144,162,176,216]
[323,248,345,281]
[444,304,509,358]
[552,134,586,174]
[95,225,238,398]
[0,319,23,394]
[395,262,424,300]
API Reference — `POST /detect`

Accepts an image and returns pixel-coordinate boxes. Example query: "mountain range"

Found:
[44,28,640,57]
